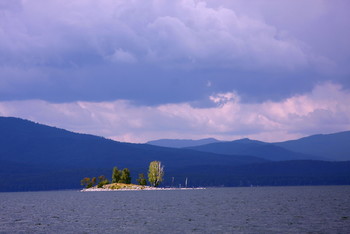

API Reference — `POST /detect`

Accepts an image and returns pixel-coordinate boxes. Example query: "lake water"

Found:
[1,186,349,233]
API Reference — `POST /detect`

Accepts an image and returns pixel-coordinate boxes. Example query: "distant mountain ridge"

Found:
[275,131,350,161]
[0,116,349,191]
[0,117,264,169]
[0,117,265,191]
[147,138,221,148]
[151,131,350,161]
[186,138,323,161]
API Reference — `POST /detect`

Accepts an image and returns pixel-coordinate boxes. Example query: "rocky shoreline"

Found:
[81,183,205,192]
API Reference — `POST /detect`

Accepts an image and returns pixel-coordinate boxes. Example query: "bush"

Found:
[97,179,109,188]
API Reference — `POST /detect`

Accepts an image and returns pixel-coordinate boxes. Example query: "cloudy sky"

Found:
[0,0,349,143]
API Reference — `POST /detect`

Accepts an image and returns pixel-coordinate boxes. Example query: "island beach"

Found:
[81,183,205,192]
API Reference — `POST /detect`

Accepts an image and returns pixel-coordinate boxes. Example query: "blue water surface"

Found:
[1,186,349,233]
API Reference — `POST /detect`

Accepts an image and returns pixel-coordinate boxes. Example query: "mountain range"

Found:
[275,132,350,161]
[185,139,320,161]
[149,132,350,161]
[0,116,349,191]
[147,138,220,148]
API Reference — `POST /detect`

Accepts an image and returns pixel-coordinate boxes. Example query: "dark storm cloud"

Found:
[1,0,348,105]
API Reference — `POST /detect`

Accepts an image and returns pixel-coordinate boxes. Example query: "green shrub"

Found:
[97,179,109,188]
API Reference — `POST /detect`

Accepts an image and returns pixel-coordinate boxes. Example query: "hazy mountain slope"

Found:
[1,116,349,192]
[0,117,267,169]
[275,131,350,161]
[187,138,265,154]
[147,138,221,148]
[187,138,321,161]
[0,117,268,191]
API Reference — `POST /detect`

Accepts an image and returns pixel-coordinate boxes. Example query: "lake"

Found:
[1,186,349,233]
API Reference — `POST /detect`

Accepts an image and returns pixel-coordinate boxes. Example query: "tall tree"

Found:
[112,167,120,183]
[97,175,109,188]
[98,175,106,182]
[148,161,164,187]
[137,173,147,185]
[91,177,97,186]
[81,177,97,188]
[80,177,92,188]
[119,168,131,184]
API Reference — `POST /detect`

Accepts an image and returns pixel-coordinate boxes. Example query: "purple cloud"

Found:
[0,0,348,105]
[0,0,349,142]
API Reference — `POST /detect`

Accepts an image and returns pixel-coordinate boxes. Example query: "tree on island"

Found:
[119,168,131,184]
[148,161,164,187]
[137,173,147,185]
[81,177,97,188]
[112,167,121,183]
[81,177,92,188]
[97,175,109,188]
[91,177,97,185]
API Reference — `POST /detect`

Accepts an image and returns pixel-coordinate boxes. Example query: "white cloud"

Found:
[1,82,349,143]
[209,92,238,105]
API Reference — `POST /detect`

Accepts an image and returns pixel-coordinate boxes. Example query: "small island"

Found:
[81,182,205,191]
[82,182,155,191]
[80,160,205,191]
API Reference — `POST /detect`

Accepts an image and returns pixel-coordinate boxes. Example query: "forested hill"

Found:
[0,116,349,191]
[186,138,323,161]
[274,131,350,161]
[0,117,264,191]
[147,138,221,148]
[185,132,350,161]
[0,117,265,169]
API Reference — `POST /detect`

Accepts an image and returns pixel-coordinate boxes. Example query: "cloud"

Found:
[1,82,349,143]
[108,49,137,63]
[209,92,238,106]
[0,0,348,104]
[2,0,310,68]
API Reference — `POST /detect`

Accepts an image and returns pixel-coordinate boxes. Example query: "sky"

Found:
[0,0,350,143]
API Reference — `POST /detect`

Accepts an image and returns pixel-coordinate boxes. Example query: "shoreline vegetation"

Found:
[80,161,164,189]
[81,183,205,192]
[81,161,203,191]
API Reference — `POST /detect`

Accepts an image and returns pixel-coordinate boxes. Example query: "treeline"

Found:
[80,160,164,188]
[80,175,110,188]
